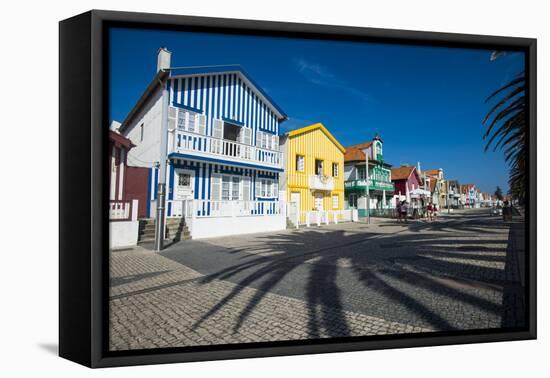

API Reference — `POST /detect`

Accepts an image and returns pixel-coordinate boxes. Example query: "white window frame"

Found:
[296,155,305,172]
[332,194,339,209]
[219,174,242,201]
[332,162,339,177]
[257,178,277,199]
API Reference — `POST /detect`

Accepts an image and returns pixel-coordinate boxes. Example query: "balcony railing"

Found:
[309,174,334,191]
[344,179,395,191]
[169,129,282,169]
[167,199,285,218]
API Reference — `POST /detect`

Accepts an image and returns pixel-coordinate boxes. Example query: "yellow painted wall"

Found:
[284,124,345,222]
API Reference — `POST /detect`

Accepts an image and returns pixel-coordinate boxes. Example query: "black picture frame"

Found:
[59,9,537,368]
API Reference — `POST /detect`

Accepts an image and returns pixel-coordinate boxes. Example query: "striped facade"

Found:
[146,160,279,217]
[145,68,287,224]
[167,71,281,141]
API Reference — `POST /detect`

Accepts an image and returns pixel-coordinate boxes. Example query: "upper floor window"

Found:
[296,155,305,172]
[256,131,279,151]
[332,163,339,177]
[315,159,324,175]
[172,106,206,135]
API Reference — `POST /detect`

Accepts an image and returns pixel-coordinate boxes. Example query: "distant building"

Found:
[344,134,395,217]
[424,168,447,208]
[446,180,462,208]
[391,164,429,212]
[461,184,478,208]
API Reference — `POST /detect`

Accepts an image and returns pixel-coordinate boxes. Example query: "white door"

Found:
[314,192,324,211]
[290,192,300,225]
[173,169,194,216]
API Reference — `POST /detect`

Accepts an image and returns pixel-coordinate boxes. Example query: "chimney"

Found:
[157,47,172,72]
[417,162,421,174]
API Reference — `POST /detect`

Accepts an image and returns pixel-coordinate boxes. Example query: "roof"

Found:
[169,65,287,120]
[119,70,169,133]
[424,169,441,177]
[109,130,134,149]
[344,142,373,162]
[391,166,416,181]
[286,123,346,153]
[461,183,476,193]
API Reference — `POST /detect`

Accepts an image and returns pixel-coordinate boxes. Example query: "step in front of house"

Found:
[138,218,191,243]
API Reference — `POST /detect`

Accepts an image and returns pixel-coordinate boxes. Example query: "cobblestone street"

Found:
[109,209,525,351]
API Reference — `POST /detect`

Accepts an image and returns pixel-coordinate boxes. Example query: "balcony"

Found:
[344,179,395,192]
[309,174,335,191]
[169,129,283,170]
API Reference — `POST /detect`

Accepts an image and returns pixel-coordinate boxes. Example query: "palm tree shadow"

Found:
[165,215,526,339]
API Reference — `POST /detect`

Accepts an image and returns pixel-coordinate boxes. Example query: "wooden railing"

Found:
[170,129,283,169]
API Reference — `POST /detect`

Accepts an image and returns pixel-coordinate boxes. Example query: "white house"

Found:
[118,48,288,239]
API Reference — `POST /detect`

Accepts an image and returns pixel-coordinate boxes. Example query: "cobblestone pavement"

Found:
[109,209,525,351]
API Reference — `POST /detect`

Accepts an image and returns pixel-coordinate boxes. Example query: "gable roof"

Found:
[344,141,373,162]
[169,65,287,120]
[424,169,441,177]
[119,70,169,133]
[109,130,134,149]
[391,166,416,181]
[461,183,476,193]
[286,123,346,153]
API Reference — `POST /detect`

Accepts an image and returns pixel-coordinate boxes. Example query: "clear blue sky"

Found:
[109,28,524,193]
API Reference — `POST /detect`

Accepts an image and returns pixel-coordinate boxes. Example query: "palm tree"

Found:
[483,72,526,204]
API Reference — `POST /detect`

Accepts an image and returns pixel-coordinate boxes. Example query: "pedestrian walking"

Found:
[396,201,402,222]
[401,201,409,223]
[426,202,433,221]
[433,203,438,221]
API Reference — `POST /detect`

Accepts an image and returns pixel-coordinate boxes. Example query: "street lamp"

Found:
[364,148,370,224]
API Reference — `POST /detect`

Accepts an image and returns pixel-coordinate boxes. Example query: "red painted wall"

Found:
[125,166,149,219]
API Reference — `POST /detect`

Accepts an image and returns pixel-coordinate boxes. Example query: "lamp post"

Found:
[153,78,169,252]
[364,148,370,224]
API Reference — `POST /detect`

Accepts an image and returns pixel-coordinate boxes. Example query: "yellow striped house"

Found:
[279,123,346,225]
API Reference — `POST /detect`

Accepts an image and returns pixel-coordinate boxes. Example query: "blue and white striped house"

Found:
[119,48,288,239]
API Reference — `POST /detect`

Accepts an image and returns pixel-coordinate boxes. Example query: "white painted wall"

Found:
[109,221,139,248]
[123,88,164,168]
[191,215,286,239]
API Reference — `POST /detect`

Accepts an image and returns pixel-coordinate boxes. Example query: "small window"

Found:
[178,173,191,187]
[332,163,339,177]
[139,123,144,142]
[332,195,339,209]
[296,155,305,172]
[315,159,324,175]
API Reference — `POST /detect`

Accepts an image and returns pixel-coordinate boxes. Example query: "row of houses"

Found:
[108,48,497,248]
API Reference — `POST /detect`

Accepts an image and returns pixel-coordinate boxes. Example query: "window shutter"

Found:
[255,178,262,199]
[242,127,252,145]
[273,179,278,198]
[211,175,221,201]
[255,131,262,147]
[212,119,224,139]
[187,112,195,133]
[242,177,251,201]
[196,114,206,135]
[272,135,279,151]
[169,106,178,130]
